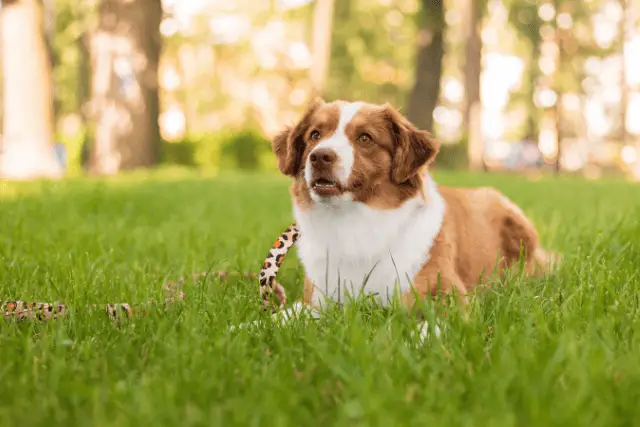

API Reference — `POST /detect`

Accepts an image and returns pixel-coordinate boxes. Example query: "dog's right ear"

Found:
[272,127,295,176]
[272,98,325,177]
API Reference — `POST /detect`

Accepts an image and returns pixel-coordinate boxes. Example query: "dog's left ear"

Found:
[384,104,440,184]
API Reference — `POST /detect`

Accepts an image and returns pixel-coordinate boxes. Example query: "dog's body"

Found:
[271,99,558,319]
[294,173,445,308]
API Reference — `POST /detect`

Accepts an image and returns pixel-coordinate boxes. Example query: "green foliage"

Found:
[435,140,470,170]
[50,0,95,116]
[505,0,545,139]
[220,129,270,170]
[161,129,272,171]
[55,127,87,176]
[161,138,198,167]
[505,0,614,139]
[1,171,640,425]
[414,0,445,29]
[506,0,542,48]
[327,0,420,107]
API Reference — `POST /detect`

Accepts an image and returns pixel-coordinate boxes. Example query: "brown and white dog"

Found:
[266,98,558,334]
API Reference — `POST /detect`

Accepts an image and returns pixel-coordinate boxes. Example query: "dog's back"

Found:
[436,186,560,290]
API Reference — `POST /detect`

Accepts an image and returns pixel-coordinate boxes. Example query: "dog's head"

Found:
[272,98,439,209]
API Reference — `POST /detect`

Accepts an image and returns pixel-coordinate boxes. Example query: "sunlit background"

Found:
[0,0,638,180]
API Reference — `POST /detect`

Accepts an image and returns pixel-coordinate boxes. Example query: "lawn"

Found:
[1,168,640,427]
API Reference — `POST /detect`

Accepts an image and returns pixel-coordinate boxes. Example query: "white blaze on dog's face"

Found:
[272,99,440,209]
[302,102,361,201]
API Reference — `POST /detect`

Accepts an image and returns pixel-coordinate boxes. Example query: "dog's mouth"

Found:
[310,178,342,197]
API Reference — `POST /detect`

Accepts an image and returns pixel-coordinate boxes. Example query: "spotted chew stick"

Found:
[3,224,299,321]
[2,271,257,322]
[1,272,202,321]
[259,223,300,311]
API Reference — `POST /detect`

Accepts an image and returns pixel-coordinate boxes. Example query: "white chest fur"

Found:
[293,176,446,308]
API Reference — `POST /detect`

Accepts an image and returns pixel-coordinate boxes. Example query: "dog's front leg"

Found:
[270,275,324,325]
[229,300,320,333]
[401,264,468,342]
[272,300,321,325]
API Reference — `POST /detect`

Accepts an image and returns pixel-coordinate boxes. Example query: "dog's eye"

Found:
[310,130,321,141]
[358,133,372,144]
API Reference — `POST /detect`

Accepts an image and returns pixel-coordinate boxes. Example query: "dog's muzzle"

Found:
[308,148,342,197]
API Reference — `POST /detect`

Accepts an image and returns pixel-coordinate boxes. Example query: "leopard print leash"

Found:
[2,223,300,322]
[259,223,300,310]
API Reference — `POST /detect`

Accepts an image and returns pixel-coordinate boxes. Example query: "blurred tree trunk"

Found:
[551,0,562,174]
[406,0,444,133]
[619,0,639,181]
[77,32,92,169]
[524,48,540,140]
[619,0,629,147]
[327,0,355,99]
[0,0,62,180]
[40,0,60,121]
[463,0,484,171]
[310,0,336,97]
[86,0,162,175]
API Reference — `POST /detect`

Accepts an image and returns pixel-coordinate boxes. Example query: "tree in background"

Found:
[618,0,630,147]
[463,0,487,171]
[618,0,640,181]
[0,0,62,180]
[326,0,420,109]
[507,0,608,173]
[85,0,162,174]
[51,1,93,119]
[310,0,336,97]
[506,0,543,142]
[406,0,444,133]
[19,0,632,178]
[552,0,606,172]
[326,0,356,99]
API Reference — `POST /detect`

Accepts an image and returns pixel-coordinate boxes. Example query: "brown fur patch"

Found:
[404,186,552,308]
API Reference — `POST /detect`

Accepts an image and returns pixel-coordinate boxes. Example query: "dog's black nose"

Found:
[310,149,337,168]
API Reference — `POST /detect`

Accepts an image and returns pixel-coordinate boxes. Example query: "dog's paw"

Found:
[228,319,262,332]
[229,302,319,333]
[386,319,442,346]
[400,320,441,345]
[413,320,441,342]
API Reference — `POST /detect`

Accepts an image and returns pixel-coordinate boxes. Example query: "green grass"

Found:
[1,169,640,427]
